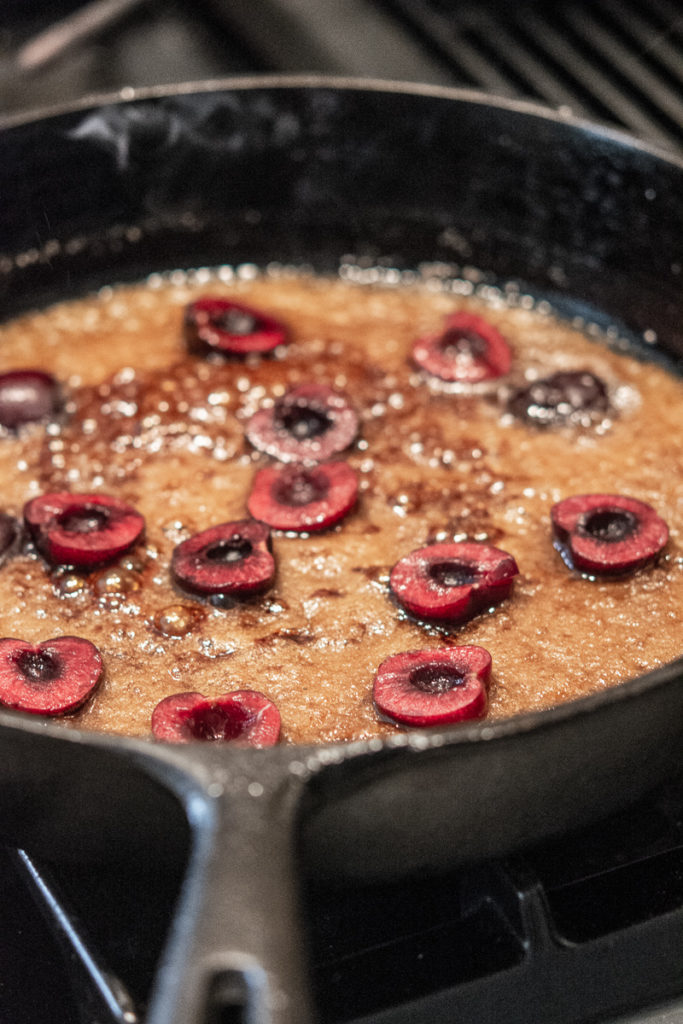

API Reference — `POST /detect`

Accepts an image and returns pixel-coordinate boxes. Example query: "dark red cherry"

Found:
[24,492,145,568]
[246,383,359,463]
[172,519,274,597]
[0,636,102,715]
[373,645,491,727]
[185,296,287,356]
[0,370,61,430]
[412,312,512,383]
[0,513,19,565]
[551,494,669,576]
[507,370,609,427]
[247,461,358,532]
[390,541,519,625]
[151,689,281,746]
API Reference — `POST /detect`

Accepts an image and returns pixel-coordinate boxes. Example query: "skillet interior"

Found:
[0,77,681,1024]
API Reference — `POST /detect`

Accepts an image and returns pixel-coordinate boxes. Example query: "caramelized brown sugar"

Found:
[0,268,681,745]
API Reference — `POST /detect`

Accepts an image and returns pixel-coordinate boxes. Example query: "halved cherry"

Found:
[172,519,274,597]
[508,370,609,428]
[247,461,358,532]
[24,492,145,568]
[390,541,519,624]
[551,494,669,576]
[151,689,281,746]
[0,370,61,430]
[373,646,491,727]
[185,297,287,356]
[412,312,512,383]
[245,383,359,463]
[0,636,103,716]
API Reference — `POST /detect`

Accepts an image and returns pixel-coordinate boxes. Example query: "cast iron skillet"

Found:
[0,78,681,1024]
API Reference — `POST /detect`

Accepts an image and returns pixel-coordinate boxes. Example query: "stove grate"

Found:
[378,0,683,151]
[4,775,682,1024]
[307,774,683,1023]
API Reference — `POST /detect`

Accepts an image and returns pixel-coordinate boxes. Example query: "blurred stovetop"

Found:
[0,0,681,154]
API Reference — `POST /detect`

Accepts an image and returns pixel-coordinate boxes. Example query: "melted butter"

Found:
[0,268,681,744]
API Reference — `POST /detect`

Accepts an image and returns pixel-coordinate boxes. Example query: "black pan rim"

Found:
[1,73,682,168]
[0,75,681,767]
[0,653,680,767]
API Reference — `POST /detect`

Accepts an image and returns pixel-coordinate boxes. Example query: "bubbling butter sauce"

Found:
[0,264,681,744]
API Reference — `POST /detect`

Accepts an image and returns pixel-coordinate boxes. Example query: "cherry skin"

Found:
[151,689,281,746]
[0,370,61,430]
[508,370,609,428]
[0,512,19,565]
[24,492,145,568]
[0,636,103,715]
[412,312,512,383]
[373,645,491,727]
[390,541,519,625]
[247,461,358,533]
[185,297,287,356]
[245,383,359,463]
[551,493,669,576]
[172,519,275,598]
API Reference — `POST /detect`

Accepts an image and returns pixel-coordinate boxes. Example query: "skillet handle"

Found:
[142,747,315,1024]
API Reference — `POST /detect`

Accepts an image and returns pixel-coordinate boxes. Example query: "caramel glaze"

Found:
[0,271,681,745]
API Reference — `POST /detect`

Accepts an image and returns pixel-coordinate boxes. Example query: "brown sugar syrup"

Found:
[0,266,681,745]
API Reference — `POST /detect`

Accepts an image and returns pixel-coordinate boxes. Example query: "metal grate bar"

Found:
[443,31,528,96]
[643,0,683,37]
[202,0,455,83]
[463,10,594,115]
[378,0,523,94]
[563,5,683,137]
[600,0,683,87]
[521,10,678,147]
[380,0,682,150]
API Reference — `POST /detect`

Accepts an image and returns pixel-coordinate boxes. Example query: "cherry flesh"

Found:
[185,297,287,356]
[172,519,275,597]
[247,461,358,532]
[0,370,61,430]
[373,645,491,726]
[551,493,669,575]
[508,370,609,428]
[390,541,519,624]
[24,492,145,568]
[246,383,359,463]
[0,636,103,715]
[151,689,281,746]
[412,312,512,383]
